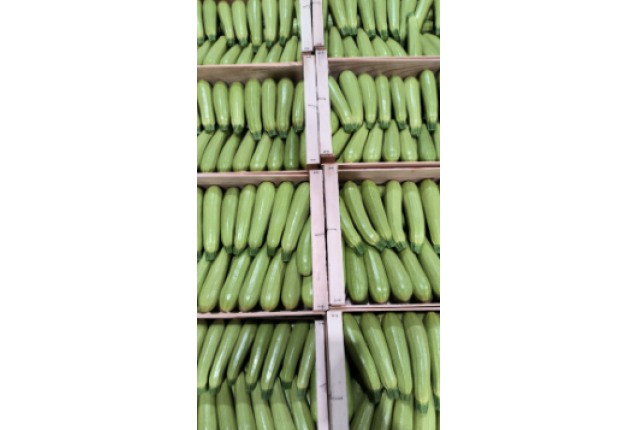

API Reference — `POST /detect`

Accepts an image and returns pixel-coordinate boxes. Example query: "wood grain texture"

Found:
[197,63,304,84]
[327,57,440,78]
[314,319,330,430]
[312,1,325,47]
[337,162,440,170]
[197,311,324,319]
[303,55,321,165]
[301,0,314,52]
[310,170,329,311]
[326,311,350,430]
[315,50,332,155]
[197,171,309,188]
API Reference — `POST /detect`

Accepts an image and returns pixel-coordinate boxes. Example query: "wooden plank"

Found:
[322,165,345,307]
[303,55,321,166]
[300,0,314,52]
[197,63,304,84]
[326,311,349,430]
[338,161,440,170]
[315,50,332,156]
[197,171,309,188]
[339,300,441,311]
[327,57,440,78]
[312,1,325,48]
[337,167,440,184]
[310,170,329,311]
[197,310,325,320]
[315,319,329,430]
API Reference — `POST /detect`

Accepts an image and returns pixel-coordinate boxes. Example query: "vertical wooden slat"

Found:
[315,50,333,157]
[303,55,320,166]
[315,319,329,430]
[310,170,328,311]
[312,0,325,48]
[326,311,349,430]
[300,0,314,52]
[323,165,345,306]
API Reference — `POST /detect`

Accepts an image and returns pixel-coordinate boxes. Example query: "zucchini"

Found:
[434,0,440,35]
[332,127,352,160]
[235,43,253,62]
[262,0,279,48]
[329,0,348,36]
[213,81,230,131]
[232,0,248,47]
[392,397,413,430]
[197,319,225,393]
[292,81,305,133]
[358,0,376,37]
[229,82,245,133]
[363,123,383,162]
[419,70,439,131]
[343,36,360,57]
[276,78,294,138]
[260,322,292,399]
[200,129,231,173]
[238,245,271,312]
[418,238,440,298]
[250,134,273,171]
[419,179,440,253]
[296,324,316,397]
[371,390,394,430]
[388,0,400,39]
[433,123,440,160]
[399,0,418,43]
[345,245,368,303]
[197,321,208,361]
[342,313,382,403]
[342,124,369,163]
[408,15,421,56]
[202,0,217,41]
[358,74,377,129]
[402,181,425,253]
[310,367,318,422]
[247,0,263,49]
[202,36,228,65]
[371,36,391,56]
[217,380,238,430]
[281,250,301,310]
[218,1,235,45]
[198,40,212,65]
[221,187,240,254]
[405,77,422,136]
[270,379,296,429]
[351,396,375,430]
[375,75,391,129]
[266,181,295,254]
[235,373,257,430]
[414,382,436,429]
[356,28,376,57]
[389,76,407,130]
[328,76,354,132]
[218,250,252,312]
[262,78,278,137]
[197,0,205,45]
[197,256,211,299]
[296,217,312,276]
[267,136,285,171]
[208,319,242,394]
[246,322,275,391]
[403,312,431,413]
[385,180,408,251]
[283,128,300,170]
[345,359,354,421]
[220,44,241,64]
[301,276,313,308]
[362,244,390,303]
[424,312,440,409]
[233,133,256,172]
[386,37,408,56]
[197,80,215,132]
[226,322,258,385]
[198,248,231,312]
[400,128,419,162]
[343,181,386,251]
[248,182,276,255]
[361,180,394,247]
[280,322,310,388]
[381,312,412,401]
[279,0,294,45]
[280,35,298,62]
[259,248,287,311]
[361,313,398,398]
[344,0,357,34]
[280,182,311,261]
[252,383,276,430]
[339,71,363,130]
[217,133,242,172]
[299,131,307,170]
[197,391,217,430]
[413,0,434,30]
[417,126,437,161]
[381,120,400,162]
[197,131,213,172]
[381,247,413,302]
[253,43,269,63]
[234,184,257,254]
[331,110,340,135]
[203,186,223,260]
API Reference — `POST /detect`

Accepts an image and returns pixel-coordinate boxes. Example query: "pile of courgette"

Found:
[323,0,440,57]
[343,311,440,429]
[197,78,307,172]
[340,179,440,303]
[197,319,319,429]
[329,70,440,163]
[197,182,314,312]
[197,0,304,65]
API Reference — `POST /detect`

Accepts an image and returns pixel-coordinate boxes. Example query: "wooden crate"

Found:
[197,317,329,430]
[197,0,312,52]
[197,55,320,169]
[315,56,441,161]
[322,164,440,308]
[325,308,440,430]
[197,170,328,314]
[312,1,325,48]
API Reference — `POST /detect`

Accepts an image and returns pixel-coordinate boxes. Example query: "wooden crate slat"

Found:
[303,55,321,166]
[315,50,332,157]
[310,170,329,311]
[312,1,325,48]
[197,63,304,84]
[327,57,440,78]
[315,318,329,430]
[326,311,349,430]
[300,0,314,52]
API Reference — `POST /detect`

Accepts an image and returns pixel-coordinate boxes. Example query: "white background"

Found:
[0,0,636,428]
